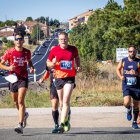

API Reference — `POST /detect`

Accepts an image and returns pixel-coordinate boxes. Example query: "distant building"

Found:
[23,21,49,37]
[23,21,37,34]
[0,26,14,40]
[69,10,93,30]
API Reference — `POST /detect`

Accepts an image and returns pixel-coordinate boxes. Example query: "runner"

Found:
[116,45,140,129]
[0,32,34,134]
[47,32,80,133]
[38,66,60,133]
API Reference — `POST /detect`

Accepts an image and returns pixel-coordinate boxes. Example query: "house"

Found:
[23,21,49,37]
[69,10,93,30]
[0,26,15,40]
[0,21,49,41]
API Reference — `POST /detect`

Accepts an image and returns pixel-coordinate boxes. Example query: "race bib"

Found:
[60,61,72,70]
[126,77,137,86]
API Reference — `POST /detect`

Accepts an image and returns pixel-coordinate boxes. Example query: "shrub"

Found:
[5,40,14,48]
[2,37,8,43]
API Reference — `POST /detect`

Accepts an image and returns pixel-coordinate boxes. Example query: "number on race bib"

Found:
[60,61,72,70]
[126,77,137,86]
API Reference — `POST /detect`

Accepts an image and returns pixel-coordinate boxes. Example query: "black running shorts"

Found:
[50,81,58,100]
[9,78,28,93]
[123,87,140,101]
[55,77,75,90]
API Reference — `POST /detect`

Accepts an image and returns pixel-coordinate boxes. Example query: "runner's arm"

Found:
[38,70,50,83]
[0,59,15,71]
[116,60,124,80]
[28,60,34,73]
[75,55,81,72]
[47,59,56,69]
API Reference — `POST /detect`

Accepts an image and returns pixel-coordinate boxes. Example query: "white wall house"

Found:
[0,26,14,32]
[0,26,15,41]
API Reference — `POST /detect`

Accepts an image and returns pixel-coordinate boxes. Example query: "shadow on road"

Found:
[21,128,140,137]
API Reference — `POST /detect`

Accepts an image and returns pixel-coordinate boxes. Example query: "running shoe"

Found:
[63,110,71,132]
[132,121,139,129]
[138,113,140,124]
[127,107,132,121]
[14,124,23,134]
[56,124,64,133]
[64,120,71,132]
[52,124,59,133]
[23,112,29,128]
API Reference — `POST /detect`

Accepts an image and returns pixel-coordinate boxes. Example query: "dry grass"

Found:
[71,63,123,106]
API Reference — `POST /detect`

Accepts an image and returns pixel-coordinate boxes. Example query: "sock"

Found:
[133,108,139,122]
[68,109,71,116]
[126,105,131,112]
[68,109,71,121]
[52,110,59,125]
[19,122,23,127]
[60,123,64,127]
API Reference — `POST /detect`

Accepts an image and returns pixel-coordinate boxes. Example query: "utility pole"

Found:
[37,24,38,44]
[37,22,40,45]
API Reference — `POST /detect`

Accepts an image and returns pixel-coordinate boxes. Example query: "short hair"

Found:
[128,44,137,50]
[14,31,24,39]
[58,32,68,37]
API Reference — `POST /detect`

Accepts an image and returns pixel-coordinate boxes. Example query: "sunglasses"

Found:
[128,50,136,53]
[15,38,23,41]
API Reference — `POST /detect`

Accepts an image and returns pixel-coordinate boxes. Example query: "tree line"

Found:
[69,0,140,61]
[0,16,60,28]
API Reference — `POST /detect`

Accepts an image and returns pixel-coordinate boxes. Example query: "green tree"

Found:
[26,17,33,21]
[45,17,49,25]
[0,21,5,27]
[31,24,44,44]
[5,20,16,26]
[53,19,60,27]
[49,18,54,26]
[35,16,46,24]
[69,0,140,61]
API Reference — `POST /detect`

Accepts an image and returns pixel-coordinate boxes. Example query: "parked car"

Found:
[33,50,41,55]
[0,69,5,76]
[46,39,50,43]
[42,42,47,47]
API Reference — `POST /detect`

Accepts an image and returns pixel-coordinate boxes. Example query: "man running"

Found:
[116,45,140,129]
[0,32,34,134]
[47,32,80,133]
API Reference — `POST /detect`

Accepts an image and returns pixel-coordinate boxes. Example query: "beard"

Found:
[129,55,136,60]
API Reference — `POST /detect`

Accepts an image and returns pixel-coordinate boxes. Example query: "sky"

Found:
[0,0,124,22]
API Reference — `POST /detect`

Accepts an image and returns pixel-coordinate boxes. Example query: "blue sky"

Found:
[0,0,124,22]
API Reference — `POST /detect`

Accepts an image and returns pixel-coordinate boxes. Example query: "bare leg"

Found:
[60,83,74,123]
[18,87,27,124]
[123,96,131,108]
[133,99,139,122]
[51,98,59,111]
[57,88,63,111]
[11,92,19,110]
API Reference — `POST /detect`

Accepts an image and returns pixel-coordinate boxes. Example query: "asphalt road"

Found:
[0,38,58,88]
[1,128,140,140]
[0,107,140,140]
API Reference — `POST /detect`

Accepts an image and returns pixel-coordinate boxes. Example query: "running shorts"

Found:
[50,81,58,100]
[9,78,28,93]
[123,87,140,101]
[55,77,75,90]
